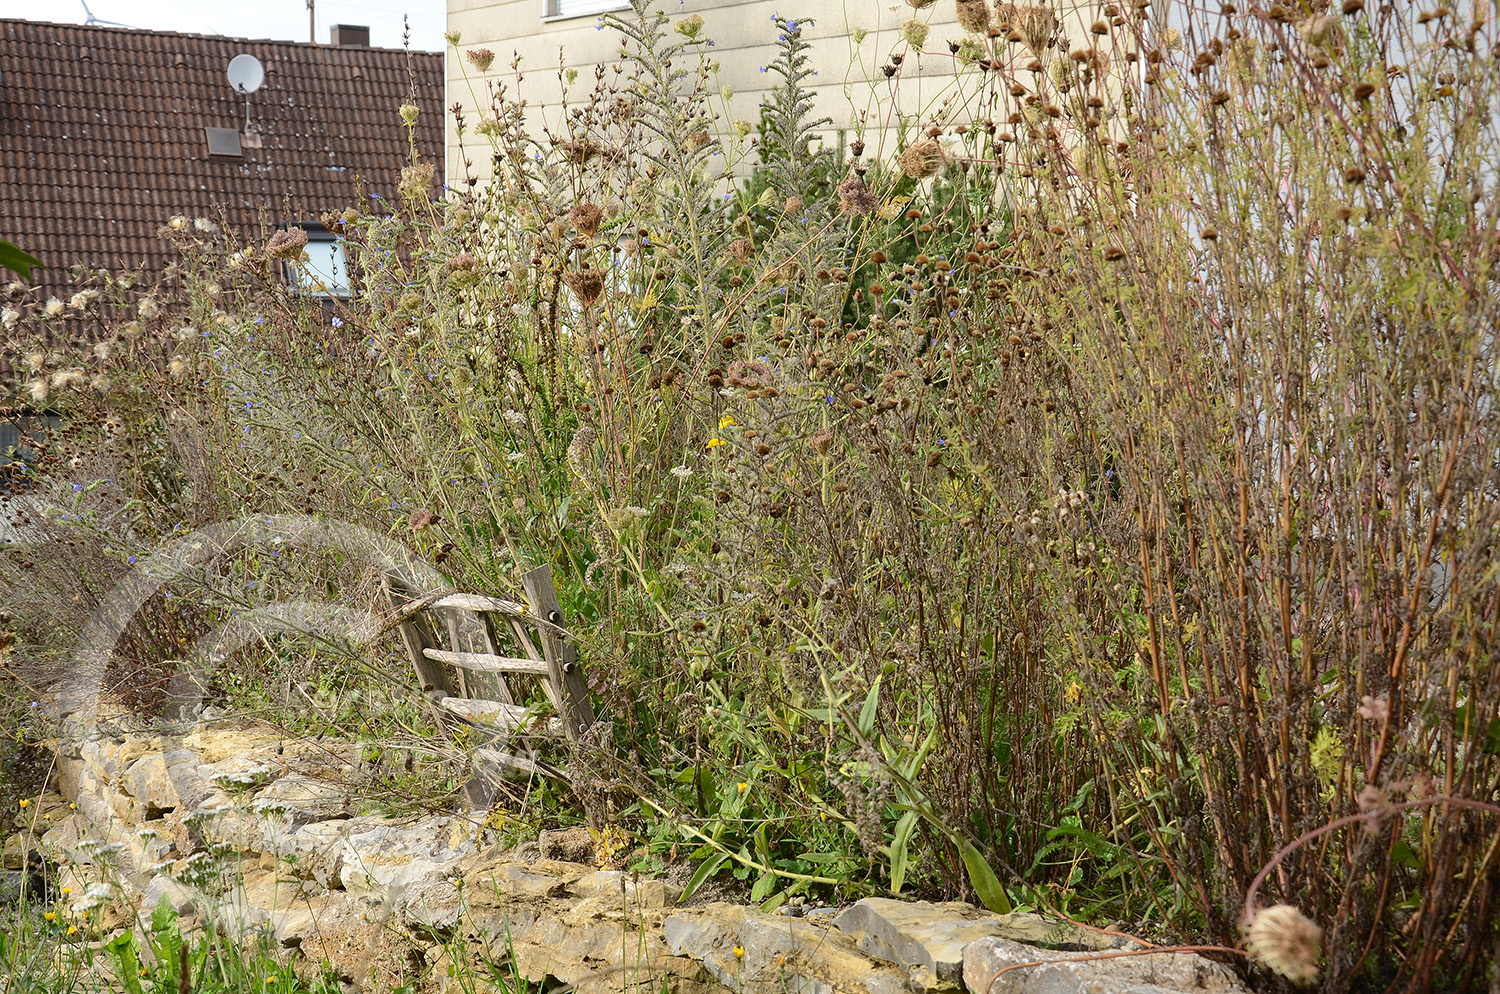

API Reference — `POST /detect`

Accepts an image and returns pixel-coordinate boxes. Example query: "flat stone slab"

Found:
[835,899,1123,989]
[963,936,1248,994]
[666,903,909,994]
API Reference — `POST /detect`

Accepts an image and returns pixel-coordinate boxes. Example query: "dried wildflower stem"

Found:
[1242,795,1500,925]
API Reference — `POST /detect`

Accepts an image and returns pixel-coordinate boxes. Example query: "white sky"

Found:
[1,0,445,51]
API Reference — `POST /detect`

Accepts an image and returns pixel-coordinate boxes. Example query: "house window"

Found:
[288,223,350,298]
[0,413,60,496]
[544,0,630,20]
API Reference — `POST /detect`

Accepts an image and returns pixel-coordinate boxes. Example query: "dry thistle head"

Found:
[564,267,605,308]
[399,162,435,202]
[568,201,604,237]
[899,138,945,179]
[465,48,495,72]
[266,228,308,260]
[1014,5,1057,59]
[956,0,991,34]
[837,174,879,215]
[1297,14,1341,50]
[906,0,938,8]
[1245,905,1322,984]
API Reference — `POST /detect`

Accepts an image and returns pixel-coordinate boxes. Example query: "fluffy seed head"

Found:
[564,267,605,308]
[465,48,495,71]
[1245,905,1322,984]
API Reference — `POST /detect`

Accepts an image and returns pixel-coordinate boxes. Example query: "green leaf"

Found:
[958,840,1013,914]
[859,674,882,738]
[751,870,778,903]
[901,728,938,781]
[680,852,729,901]
[106,931,145,994]
[890,809,918,894]
[0,239,43,280]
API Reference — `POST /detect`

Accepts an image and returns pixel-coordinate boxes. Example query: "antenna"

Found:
[78,0,132,27]
[226,54,265,133]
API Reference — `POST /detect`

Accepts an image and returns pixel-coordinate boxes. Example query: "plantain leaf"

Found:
[959,840,1013,914]
[859,674,882,738]
[680,852,729,901]
[890,809,918,894]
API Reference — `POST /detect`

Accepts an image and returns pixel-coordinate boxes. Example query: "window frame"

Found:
[281,221,352,300]
[542,0,631,22]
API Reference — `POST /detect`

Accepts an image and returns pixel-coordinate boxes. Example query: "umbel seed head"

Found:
[1245,905,1323,984]
[899,138,945,179]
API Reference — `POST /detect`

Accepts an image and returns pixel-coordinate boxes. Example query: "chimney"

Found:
[329,24,370,47]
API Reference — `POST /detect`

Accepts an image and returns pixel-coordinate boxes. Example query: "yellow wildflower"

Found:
[719,414,738,429]
[706,438,726,449]
[733,944,746,959]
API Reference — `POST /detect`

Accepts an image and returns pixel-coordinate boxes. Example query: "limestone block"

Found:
[963,936,1248,994]
[462,858,574,903]
[139,875,197,917]
[570,868,682,909]
[400,880,464,936]
[834,898,1121,990]
[337,817,479,905]
[665,903,910,994]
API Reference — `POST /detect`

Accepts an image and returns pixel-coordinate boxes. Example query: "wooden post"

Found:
[382,570,452,700]
[520,564,595,741]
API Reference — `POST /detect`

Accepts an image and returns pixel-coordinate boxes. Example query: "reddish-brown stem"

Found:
[1242,796,1500,926]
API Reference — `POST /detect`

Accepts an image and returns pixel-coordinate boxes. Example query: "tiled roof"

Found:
[0,19,444,303]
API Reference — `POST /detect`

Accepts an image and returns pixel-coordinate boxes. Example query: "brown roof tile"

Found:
[0,18,443,304]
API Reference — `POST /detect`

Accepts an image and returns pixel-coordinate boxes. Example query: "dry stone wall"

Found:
[7,720,1251,994]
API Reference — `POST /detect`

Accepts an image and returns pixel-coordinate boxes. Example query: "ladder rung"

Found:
[431,593,531,618]
[473,748,568,781]
[423,648,551,675]
[439,697,564,735]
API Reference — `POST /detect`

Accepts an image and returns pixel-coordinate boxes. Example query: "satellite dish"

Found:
[227,54,265,94]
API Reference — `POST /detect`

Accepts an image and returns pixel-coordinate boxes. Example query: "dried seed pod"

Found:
[563,267,605,308]
[956,0,991,34]
[899,138,946,178]
[568,201,603,237]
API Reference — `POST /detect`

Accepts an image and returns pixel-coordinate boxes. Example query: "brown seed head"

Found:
[465,48,495,72]
[568,201,604,237]
[266,228,308,259]
[564,267,606,308]
[899,138,945,179]
[838,174,880,214]
[956,0,991,34]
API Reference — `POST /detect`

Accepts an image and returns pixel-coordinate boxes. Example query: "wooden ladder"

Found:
[380,563,595,782]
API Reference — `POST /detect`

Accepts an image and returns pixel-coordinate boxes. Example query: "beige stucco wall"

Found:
[446,0,1121,190]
